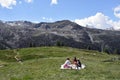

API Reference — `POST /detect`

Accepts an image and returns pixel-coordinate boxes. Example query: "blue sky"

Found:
[0,0,120,29]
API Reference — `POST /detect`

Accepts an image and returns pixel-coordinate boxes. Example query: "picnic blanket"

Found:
[60,64,86,70]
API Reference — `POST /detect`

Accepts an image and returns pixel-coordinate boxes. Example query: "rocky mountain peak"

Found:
[0,20,120,54]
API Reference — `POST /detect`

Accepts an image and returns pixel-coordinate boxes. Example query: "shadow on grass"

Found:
[102,57,120,62]
[21,54,48,61]
[0,50,16,62]
[0,53,48,62]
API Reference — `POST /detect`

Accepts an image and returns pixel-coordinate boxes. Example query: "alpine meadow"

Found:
[0,0,120,80]
[0,47,120,80]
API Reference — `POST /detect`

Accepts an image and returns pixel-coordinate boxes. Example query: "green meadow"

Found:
[0,47,120,80]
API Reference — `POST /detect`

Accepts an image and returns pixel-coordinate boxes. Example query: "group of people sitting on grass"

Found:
[61,57,85,70]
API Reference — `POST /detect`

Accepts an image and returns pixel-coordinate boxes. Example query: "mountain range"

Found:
[0,20,120,54]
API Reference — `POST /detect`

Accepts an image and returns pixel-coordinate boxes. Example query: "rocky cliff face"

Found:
[0,20,120,54]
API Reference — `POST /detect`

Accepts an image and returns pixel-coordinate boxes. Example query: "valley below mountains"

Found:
[0,20,120,54]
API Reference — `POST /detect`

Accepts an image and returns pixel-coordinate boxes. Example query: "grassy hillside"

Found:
[0,47,120,80]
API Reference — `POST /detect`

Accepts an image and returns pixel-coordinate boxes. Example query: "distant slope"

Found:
[0,20,120,54]
[0,47,120,80]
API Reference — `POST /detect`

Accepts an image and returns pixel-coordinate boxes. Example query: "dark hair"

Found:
[67,58,70,60]
[73,57,77,61]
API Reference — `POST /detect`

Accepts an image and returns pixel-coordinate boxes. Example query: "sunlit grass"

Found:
[0,47,120,80]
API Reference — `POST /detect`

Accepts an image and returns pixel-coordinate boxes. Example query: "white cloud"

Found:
[108,20,120,30]
[25,0,33,3]
[42,17,46,20]
[0,0,33,9]
[19,1,22,4]
[42,17,53,22]
[114,5,120,18]
[0,0,16,9]
[75,12,120,30]
[51,0,58,5]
